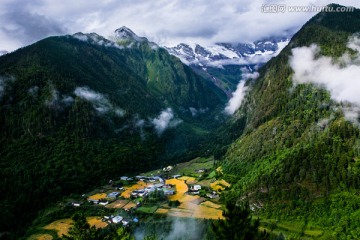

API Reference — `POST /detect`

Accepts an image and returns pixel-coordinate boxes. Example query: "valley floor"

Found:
[25,156,339,240]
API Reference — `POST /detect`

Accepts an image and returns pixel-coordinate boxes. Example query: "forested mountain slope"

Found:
[0,30,225,236]
[222,5,360,238]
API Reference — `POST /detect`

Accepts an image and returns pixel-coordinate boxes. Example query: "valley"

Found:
[1,3,360,240]
[25,157,227,239]
[25,156,342,240]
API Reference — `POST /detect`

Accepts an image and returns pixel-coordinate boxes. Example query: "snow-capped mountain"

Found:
[114,26,148,42]
[72,26,159,50]
[164,35,291,97]
[113,26,159,49]
[164,36,291,68]
[72,26,291,98]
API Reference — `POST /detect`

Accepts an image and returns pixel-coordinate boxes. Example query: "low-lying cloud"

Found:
[74,86,125,116]
[164,218,204,240]
[151,108,182,135]
[225,67,259,115]
[72,33,124,50]
[134,218,204,240]
[0,76,15,100]
[45,84,74,108]
[189,107,207,117]
[290,35,360,123]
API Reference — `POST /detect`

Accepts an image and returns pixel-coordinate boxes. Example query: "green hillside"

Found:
[222,5,360,239]
[0,33,225,237]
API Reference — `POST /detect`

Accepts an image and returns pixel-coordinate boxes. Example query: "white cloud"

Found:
[151,108,182,135]
[189,107,207,117]
[2,0,360,52]
[45,87,59,107]
[74,86,107,103]
[225,68,259,115]
[62,95,74,105]
[225,81,248,115]
[342,105,360,125]
[74,86,125,115]
[189,107,198,117]
[45,84,74,108]
[28,86,39,96]
[0,75,15,99]
[290,35,360,124]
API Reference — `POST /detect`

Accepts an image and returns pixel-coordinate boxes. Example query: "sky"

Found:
[0,0,359,52]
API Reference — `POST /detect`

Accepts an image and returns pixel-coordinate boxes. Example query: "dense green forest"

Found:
[0,34,226,238]
[222,5,360,239]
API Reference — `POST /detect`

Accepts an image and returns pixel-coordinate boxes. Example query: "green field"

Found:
[144,156,215,178]
[258,217,329,239]
[136,205,159,214]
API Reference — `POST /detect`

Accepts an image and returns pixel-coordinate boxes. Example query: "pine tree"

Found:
[62,213,100,240]
[211,201,268,240]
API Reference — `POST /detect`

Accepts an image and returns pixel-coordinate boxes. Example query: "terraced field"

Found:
[157,178,224,219]
[42,217,108,237]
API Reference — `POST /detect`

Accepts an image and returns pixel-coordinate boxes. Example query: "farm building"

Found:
[190,185,202,191]
[108,192,120,198]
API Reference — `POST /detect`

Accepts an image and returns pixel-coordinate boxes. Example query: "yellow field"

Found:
[219,179,230,187]
[106,199,129,209]
[178,176,197,184]
[210,179,231,192]
[201,201,222,209]
[121,181,150,198]
[43,219,73,237]
[155,208,170,214]
[179,201,198,210]
[166,202,223,219]
[167,208,193,218]
[166,179,188,201]
[193,205,224,219]
[87,217,108,229]
[123,201,137,210]
[88,193,107,200]
[158,178,224,219]
[180,194,199,202]
[43,217,108,237]
[27,234,53,240]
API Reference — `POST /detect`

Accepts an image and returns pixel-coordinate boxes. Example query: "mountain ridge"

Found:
[221,5,360,238]
[0,28,226,236]
[163,34,291,97]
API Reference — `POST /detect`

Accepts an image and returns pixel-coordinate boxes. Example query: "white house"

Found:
[163,166,173,172]
[112,216,123,224]
[191,185,202,191]
[99,201,109,206]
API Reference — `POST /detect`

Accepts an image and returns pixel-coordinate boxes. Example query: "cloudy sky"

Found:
[0,0,359,52]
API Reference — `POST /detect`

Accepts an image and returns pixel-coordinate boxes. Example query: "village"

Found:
[28,157,231,240]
